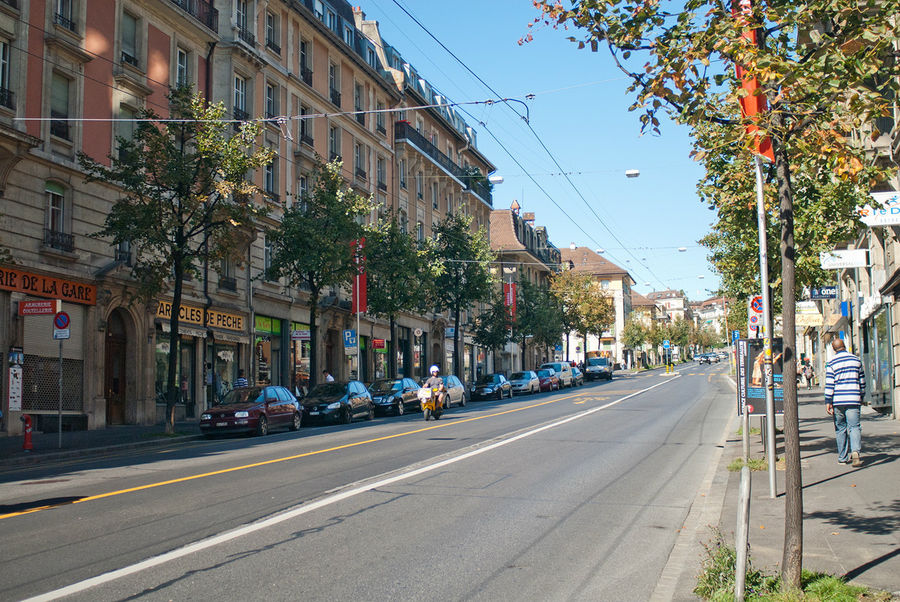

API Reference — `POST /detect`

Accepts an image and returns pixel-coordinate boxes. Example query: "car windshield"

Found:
[509,372,530,380]
[476,374,500,385]
[536,370,552,378]
[587,358,609,367]
[369,380,402,393]
[542,364,561,371]
[217,387,265,405]
[308,383,346,397]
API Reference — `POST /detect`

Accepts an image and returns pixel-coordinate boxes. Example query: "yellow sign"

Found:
[156,301,245,331]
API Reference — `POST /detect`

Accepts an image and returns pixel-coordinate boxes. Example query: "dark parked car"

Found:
[200,385,301,437]
[439,374,468,408]
[584,356,613,380]
[572,366,585,386]
[536,369,560,392]
[470,373,512,400]
[301,381,374,424]
[698,353,711,364]
[508,371,540,395]
[369,378,420,416]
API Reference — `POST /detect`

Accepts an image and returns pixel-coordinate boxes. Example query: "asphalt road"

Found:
[0,364,733,601]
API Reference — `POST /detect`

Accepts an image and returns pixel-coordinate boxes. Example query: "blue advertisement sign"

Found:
[736,338,785,416]
[810,286,837,300]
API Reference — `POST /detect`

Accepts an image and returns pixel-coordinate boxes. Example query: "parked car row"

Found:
[200,362,604,438]
[696,351,729,364]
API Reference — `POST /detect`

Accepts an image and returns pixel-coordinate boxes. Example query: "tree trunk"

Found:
[775,135,803,589]
[453,305,461,379]
[521,336,527,371]
[165,255,184,434]
[565,332,570,361]
[309,284,320,389]
[389,313,397,379]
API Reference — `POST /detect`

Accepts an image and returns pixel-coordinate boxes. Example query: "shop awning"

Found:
[825,314,849,334]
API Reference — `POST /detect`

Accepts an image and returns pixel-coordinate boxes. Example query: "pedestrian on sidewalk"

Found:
[233,369,249,388]
[824,338,865,467]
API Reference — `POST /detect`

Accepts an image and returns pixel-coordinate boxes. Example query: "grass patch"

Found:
[695,532,895,601]
[727,457,769,472]
[736,426,762,436]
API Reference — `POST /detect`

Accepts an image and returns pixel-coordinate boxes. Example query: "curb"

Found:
[0,433,204,469]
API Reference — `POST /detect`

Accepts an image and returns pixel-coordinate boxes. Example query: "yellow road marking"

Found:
[1,391,588,520]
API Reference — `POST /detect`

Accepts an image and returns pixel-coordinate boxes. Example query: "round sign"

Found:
[747,404,755,413]
[54,311,70,329]
[749,315,759,324]
[413,328,423,337]
[750,296,763,313]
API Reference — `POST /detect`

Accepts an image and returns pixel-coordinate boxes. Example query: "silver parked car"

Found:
[508,370,540,395]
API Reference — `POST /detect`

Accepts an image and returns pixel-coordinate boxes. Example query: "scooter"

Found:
[418,387,444,421]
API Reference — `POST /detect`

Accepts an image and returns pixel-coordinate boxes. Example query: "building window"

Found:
[376,101,385,133]
[354,142,366,179]
[175,47,189,88]
[354,82,365,125]
[343,26,353,46]
[120,12,139,67]
[265,82,278,118]
[328,124,340,160]
[376,156,386,190]
[326,9,336,32]
[329,62,340,106]
[297,175,308,210]
[367,48,376,69]
[416,221,424,242]
[0,40,13,110]
[54,0,76,32]
[398,159,407,189]
[44,182,73,251]
[117,105,137,157]
[601,280,610,289]
[265,11,280,53]
[299,39,312,85]
[431,182,438,210]
[398,209,408,233]
[236,0,254,45]
[299,104,312,145]
[233,74,247,118]
[219,259,236,291]
[416,172,423,199]
[50,72,71,140]
[264,158,276,195]
[264,236,273,275]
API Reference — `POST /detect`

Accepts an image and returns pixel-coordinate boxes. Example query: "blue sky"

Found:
[362,0,722,301]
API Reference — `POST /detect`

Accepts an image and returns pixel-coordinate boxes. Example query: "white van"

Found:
[540,362,574,388]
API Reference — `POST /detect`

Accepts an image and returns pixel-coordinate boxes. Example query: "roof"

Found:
[647,289,685,300]
[559,247,631,280]
[489,210,526,252]
[631,291,656,306]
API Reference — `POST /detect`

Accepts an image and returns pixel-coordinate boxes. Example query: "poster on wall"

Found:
[736,338,785,416]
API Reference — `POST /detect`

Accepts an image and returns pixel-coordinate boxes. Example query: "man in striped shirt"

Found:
[824,338,865,467]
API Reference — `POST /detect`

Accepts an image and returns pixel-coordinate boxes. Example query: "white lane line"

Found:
[24,374,681,602]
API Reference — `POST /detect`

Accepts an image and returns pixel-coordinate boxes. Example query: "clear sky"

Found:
[361,0,722,301]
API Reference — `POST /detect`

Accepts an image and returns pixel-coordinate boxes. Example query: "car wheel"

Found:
[255,415,268,437]
[460,394,467,407]
[396,400,405,416]
[366,403,375,421]
[339,407,351,425]
[289,412,301,431]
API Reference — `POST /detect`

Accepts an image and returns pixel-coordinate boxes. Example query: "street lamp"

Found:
[625,169,640,178]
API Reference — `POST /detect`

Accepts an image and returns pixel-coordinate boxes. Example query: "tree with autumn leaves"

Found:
[528,0,900,588]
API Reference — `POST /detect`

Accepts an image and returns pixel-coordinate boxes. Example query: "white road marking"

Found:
[24,374,680,602]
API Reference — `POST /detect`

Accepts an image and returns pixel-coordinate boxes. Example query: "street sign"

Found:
[810,286,837,300]
[342,329,356,348]
[53,311,70,340]
[555,343,562,352]
[750,295,763,313]
[731,329,740,344]
[663,339,670,349]
[445,327,455,338]
[749,315,759,325]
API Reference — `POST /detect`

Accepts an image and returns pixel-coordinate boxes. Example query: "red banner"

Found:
[503,282,516,322]
[732,0,774,161]
[351,238,367,314]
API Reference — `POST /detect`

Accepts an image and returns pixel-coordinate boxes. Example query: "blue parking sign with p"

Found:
[343,329,356,347]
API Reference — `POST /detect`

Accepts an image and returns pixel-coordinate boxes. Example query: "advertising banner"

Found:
[736,337,785,416]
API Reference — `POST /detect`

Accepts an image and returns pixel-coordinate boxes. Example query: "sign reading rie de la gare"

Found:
[858,191,900,227]
[0,266,96,305]
[820,249,868,270]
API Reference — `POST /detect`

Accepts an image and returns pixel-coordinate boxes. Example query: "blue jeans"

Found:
[833,405,861,462]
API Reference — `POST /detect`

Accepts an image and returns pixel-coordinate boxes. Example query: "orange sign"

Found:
[0,266,96,305]
[156,300,245,332]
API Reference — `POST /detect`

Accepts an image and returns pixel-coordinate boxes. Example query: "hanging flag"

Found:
[732,0,774,162]
[503,282,516,322]
[351,238,367,314]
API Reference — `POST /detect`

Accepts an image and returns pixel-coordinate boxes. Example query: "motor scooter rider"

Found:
[423,365,447,409]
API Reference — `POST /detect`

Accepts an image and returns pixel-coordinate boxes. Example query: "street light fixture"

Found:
[625,169,640,178]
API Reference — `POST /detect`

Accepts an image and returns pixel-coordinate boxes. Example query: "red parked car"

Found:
[536,368,560,392]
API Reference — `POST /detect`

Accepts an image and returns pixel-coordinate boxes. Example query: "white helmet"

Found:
[429,365,439,374]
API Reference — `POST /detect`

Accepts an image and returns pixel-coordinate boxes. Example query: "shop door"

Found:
[105,311,128,425]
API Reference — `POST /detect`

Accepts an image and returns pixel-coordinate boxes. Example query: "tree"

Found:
[471,291,512,367]
[528,2,900,586]
[365,212,430,378]
[430,213,495,378]
[622,319,647,364]
[550,269,615,358]
[266,158,373,388]
[80,88,273,433]
[513,280,565,370]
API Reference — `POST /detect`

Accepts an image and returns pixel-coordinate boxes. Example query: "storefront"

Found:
[254,315,284,386]
[412,328,425,379]
[373,337,388,380]
[290,322,311,395]
[861,304,892,410]
[396,327,411,378]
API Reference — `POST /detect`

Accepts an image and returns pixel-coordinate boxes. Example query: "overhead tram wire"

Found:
[387,0,670,291]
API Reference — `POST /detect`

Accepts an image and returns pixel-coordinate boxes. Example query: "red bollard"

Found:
[21,414,33,451]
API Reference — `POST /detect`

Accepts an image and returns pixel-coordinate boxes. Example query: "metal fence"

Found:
[21,354,83,412]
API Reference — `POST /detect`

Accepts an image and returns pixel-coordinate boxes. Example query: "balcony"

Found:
[329,88,341,107]
[54,12,76,32]
[44,229,74,252]
[329,152,341,162]
[0,87,14,110]
[167,0,218,33]
[219,276,237,292]
[300,66,312,86]
[377,181,387,192]
[50,111,70,140]
[0,0,17,9]
[300,132,314,147]
[121,51,139,68]
[265,192,280,205]
[233,107,249,132]
[463,175,493,207]
[355,111,365,126]
[237,25,255,47]
[376,123,386,135]
[266,38,281,55]
[395,120,464,182]
[355,167,367,180]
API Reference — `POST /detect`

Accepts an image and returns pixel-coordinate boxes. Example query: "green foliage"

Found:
[472,291,511,353]
[365,211,430,320]
[513,280,565,368]
[694,531,777,600]
[621,318,647,350]
[550,269,615,342]
[727,457,768,472]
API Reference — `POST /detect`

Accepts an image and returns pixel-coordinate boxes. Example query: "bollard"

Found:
[21,414,33,451]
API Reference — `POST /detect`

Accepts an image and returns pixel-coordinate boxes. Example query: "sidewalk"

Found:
[0,420,201,468]
[717,388,900,595]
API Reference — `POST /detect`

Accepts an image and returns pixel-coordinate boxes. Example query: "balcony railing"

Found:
[376,123,386,135]
[300,133,314,146]
[463,175,493,207]
[300,66,312,86]
[265,38,281,54]
[219,276,237,291]
[377,181,387,192]
[266,192,280,205]
[329,152,341,162]
[167,0,218,33]
[233,107,249,132]
[329,88,341,107]
[0,0,18,9]
[355,167,367,180]
[237,25,255,46]
[395,120,464,181]
[121,51,139,68]
[50,111,70,140]
[54,12,76,32]
[44,229,74,252]
[355,111,365,126]
[0,87,14,110]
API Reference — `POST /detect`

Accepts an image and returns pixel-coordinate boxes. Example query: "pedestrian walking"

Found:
[323,370,335,383]
[804,363,815,390]
[824,338,865,467]
[233,369,249,388]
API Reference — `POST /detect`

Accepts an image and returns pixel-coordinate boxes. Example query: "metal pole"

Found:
[754,155,777,498]
[58,338,62,449]
[734,465,752,601]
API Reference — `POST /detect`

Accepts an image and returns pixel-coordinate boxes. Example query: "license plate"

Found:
[216,422,227,427]
[309,411,319,416]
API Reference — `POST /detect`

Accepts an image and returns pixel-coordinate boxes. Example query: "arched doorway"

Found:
[105,309,128,425]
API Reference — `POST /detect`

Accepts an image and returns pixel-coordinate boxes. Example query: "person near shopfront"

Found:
[824,338,865,467]
[233,369,249,388]
[323,370,335,383]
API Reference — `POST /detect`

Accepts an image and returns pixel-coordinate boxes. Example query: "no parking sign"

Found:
[53,311,70,340]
